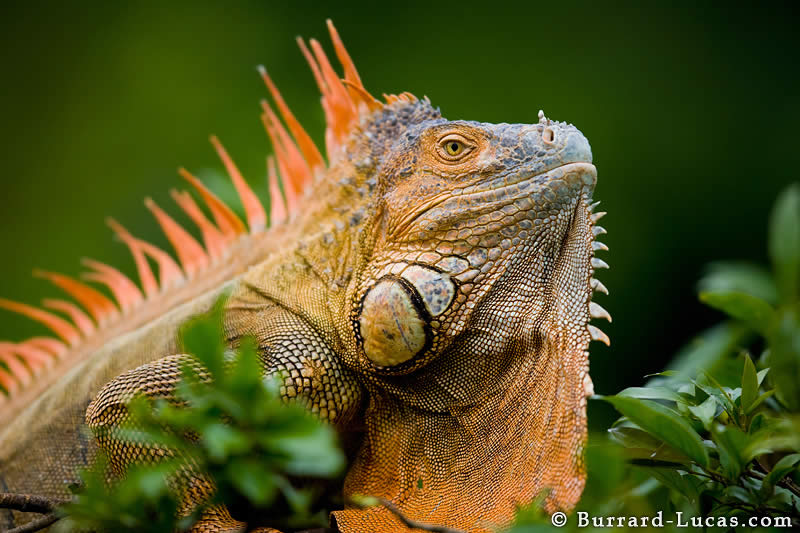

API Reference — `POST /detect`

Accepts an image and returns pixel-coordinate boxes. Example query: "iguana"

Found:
[0,21,610,533]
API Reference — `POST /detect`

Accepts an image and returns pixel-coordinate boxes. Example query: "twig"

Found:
[6,513,60,533]
[377,498,467,533]
[744,468,765,480]
[780,478,800,498]
[0,493,58,514]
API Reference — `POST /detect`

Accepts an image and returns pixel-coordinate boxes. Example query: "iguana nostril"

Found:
[543,127,555,145]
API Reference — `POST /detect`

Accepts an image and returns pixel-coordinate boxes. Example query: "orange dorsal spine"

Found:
[0,21,413,405]
[210,135,268,233]
[81,258,145,312]
[170,189,229,260]
[145,197,210,277]
[41,299,96,337]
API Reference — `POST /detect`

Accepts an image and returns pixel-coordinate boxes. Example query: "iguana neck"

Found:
[336,339,588,532]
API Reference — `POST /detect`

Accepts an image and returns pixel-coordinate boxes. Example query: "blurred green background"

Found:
[0,1,796,429]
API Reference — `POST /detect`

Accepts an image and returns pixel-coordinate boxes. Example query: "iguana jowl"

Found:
[0,21,610,532]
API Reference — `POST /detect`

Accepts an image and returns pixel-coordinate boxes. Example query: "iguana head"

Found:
[335,98,608,519]
[350,102,600,389]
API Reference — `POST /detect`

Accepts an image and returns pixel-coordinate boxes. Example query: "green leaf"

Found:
[745,390,775,415]
[267,422,345,477]
[756,368,770,385]
[768,183,800,303]
[618,386,683,402]
[134,469,172,500]
[699,261,779,304]
[273,475,315,517]
[764,309,800,410]
[644,370,678,378]
[745,417,800,458]
[179,298,227,378]
[699,290,775,334]
[608,425,664,449]
[228,337,261,392]
[600,395,709,467]
[349,494,381,508]
[202,423,250,462]
[749,412,767,434]
[645,468,700,507]
[608,425,692,464]
[655,322,751,383]
[740,354,759,413]
[761,453,800,497]
[723,485,757,505]
[687,396,718,430]
[712,424,749,480]
[228,459,278,505]
[692,378,736,422]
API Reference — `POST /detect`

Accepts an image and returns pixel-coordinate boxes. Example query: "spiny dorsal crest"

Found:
[0,20,414,403]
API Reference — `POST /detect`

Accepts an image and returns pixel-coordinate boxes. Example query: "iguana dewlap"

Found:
[0,21,610,532]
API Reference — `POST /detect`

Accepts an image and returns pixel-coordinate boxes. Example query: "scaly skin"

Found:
[87,105,600,532]
[0,24,608,533]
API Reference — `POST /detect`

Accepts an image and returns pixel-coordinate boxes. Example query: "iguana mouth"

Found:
[389,161,597,242]
[495,161,596,191]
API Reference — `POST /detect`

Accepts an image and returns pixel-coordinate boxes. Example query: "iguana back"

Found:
[0,21,610,532]
[0,21,375,523]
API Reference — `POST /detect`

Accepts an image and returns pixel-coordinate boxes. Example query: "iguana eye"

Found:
[437,134,474,161]
[445,140,464,156]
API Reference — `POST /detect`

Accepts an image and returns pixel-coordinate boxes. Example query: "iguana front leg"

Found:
[86,301,363,532]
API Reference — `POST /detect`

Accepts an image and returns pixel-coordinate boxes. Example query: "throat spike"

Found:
[590,278,609,295]
[588,324,611,346]
[589,302,612,323]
